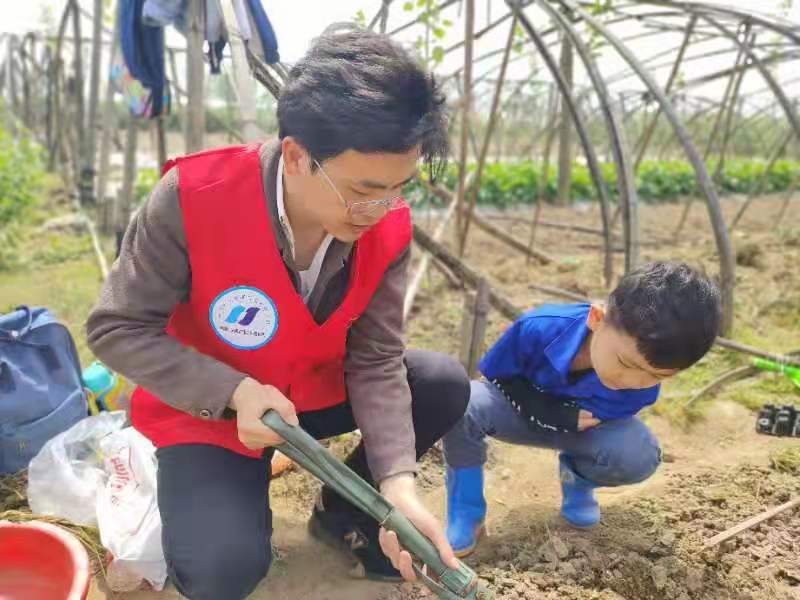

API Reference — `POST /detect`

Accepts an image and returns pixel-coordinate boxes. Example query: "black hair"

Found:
[277,26,448,178]
[606,261,722,370]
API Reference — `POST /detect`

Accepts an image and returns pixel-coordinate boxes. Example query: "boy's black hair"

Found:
[606,261,721,370]
[277,26,448,178]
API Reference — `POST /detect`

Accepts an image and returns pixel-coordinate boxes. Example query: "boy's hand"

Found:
[578,410,600,431]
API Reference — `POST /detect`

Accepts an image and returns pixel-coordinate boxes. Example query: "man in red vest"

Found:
[87,28,468,599]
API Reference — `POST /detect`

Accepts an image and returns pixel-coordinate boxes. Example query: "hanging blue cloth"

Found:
[245,0,280,64]
[119,0,167,117]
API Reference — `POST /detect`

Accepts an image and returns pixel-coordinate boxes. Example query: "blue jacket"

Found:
[479,303,659,420]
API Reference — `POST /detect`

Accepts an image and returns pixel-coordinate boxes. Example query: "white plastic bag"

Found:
[27,412,167,590]
[27,411,127,525]
[96,427,166,590]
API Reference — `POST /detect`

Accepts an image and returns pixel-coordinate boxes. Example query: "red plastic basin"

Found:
[0,520,90,600]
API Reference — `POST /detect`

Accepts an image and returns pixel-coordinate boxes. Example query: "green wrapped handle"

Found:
[753,358,800,389]
[261,410,492,600]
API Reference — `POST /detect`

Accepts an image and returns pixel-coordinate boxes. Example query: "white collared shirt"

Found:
[275,156,334,304]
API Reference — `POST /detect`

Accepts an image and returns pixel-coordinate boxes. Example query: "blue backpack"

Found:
[0,306,88,475]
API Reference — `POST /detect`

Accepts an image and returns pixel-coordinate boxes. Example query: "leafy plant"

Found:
[404,0,454,66]
[0,121,45,227]
[134,167,161,204]
[405,158,800,207]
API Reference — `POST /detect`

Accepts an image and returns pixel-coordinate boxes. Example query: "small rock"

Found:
[538,543,559,563]
[660,531,677,547]
[500,468,513,480]
[498,576,517,589]
[651,565,669,591]
[686,567,704,593]
[558,561,578,579]
[551,536,570,560]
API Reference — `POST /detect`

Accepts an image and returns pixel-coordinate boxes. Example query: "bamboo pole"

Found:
[459,16,516,255]
[222,0,262,142]
[527,85,558,262]
[633,14,696,172]
[403,195,458,320]
[85,0,104,205]
[70,0,90,205]
[454,0,475,250]
[556,31,574,207]
[712,33,755,183]
[116,118,138,256]
[730,130,793,230]
[96,5,121,234]
[186,0,205,153]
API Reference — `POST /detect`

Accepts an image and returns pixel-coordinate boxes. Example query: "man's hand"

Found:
[229,377,299,449]
[377,473,459,582]
[578,409,601,431]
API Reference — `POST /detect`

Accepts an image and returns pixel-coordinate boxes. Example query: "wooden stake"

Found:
[459,279,490,376]
[454,0,475,246]
[404,195,458,320]
[528,85,558,261]
[556,31,574,206]
[459,16,516,255]
[116,118,138,256]
[221,0,262,142]
[459,290,478,370]
[704,497,800,548]
[84,0,104,205]
[186,0,205,153]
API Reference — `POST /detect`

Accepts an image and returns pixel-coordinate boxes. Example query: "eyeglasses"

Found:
[314,159,403,218]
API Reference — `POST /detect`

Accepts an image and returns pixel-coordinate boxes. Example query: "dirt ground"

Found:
[3,195,799,599]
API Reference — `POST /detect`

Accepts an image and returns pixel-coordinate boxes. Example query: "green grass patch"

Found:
[0,256,104,366]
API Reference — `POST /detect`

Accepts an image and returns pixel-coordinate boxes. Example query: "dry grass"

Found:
[770,445,800,475]
[0,470,107,577]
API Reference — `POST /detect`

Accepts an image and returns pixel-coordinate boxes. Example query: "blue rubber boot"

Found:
[446,466,487,557]
[559,455,601,529]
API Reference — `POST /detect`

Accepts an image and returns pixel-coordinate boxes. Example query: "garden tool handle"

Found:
[260,410,492,600]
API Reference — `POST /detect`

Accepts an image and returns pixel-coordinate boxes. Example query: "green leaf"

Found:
[433,27,446,39]
[432,45,445,63]
[403,1,414,11]
[443,19,453,27]
[417,0,427,7]
[353,9,367,27]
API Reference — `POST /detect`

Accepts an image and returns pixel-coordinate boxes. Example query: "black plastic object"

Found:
[756,404,777,435]
[774,405,797,437]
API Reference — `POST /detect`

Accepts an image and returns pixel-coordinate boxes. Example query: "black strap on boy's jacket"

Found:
[490,376,581,433]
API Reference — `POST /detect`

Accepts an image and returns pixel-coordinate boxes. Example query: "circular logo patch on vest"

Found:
[209,286,279,350]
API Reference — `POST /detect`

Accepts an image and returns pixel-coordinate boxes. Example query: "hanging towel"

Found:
[244,0,280,64]
[119,0,168,117]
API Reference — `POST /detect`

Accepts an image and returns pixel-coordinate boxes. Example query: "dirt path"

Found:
[88,400,800,600]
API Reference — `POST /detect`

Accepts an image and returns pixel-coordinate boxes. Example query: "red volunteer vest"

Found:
[130,144,412,457]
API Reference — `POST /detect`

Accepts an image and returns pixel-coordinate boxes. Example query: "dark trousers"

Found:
[156,350,470,600]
